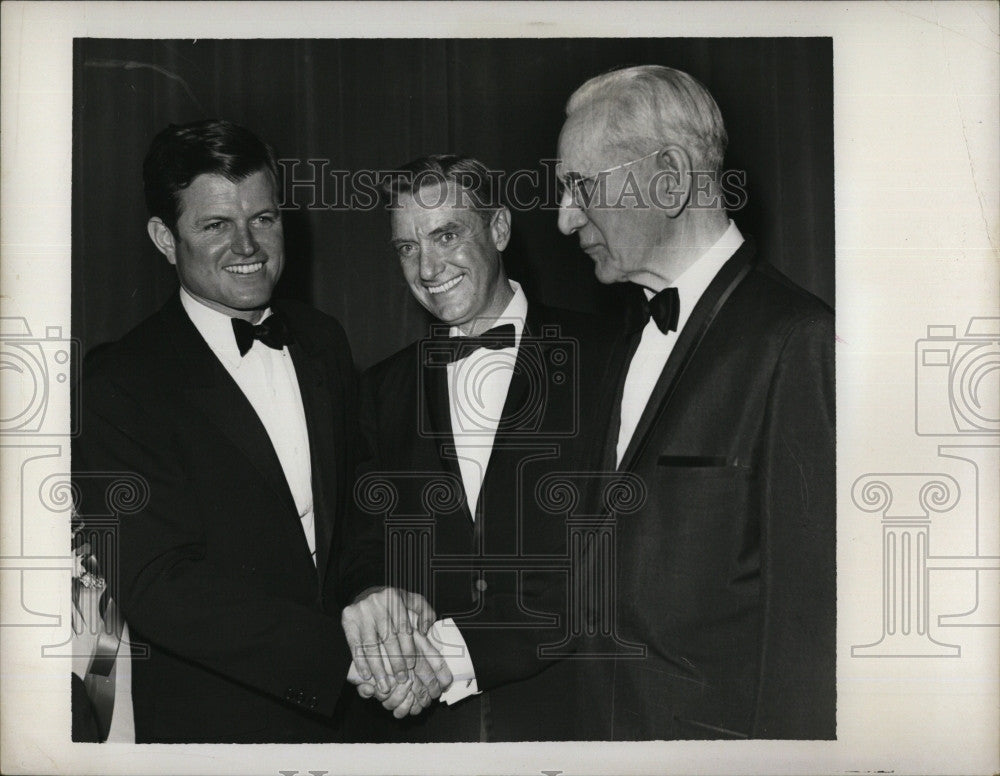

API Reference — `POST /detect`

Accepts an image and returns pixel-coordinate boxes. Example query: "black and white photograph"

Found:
[0,2,997,775]
[70,35,834,746]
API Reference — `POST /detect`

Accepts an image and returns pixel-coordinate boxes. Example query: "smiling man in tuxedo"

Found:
[338,155,615,740]
[555,66,836,739]
[73,119,443,742]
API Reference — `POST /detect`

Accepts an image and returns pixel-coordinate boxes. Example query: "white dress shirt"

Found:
[616,220,745,466]
[437,279,527,703]
[446,280,527,517]
[180,288,317,563]
[348,283,528,706]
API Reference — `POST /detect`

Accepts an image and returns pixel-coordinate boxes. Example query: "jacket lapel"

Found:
[420,302,555,528]
[598,328,642,472]
[161,296,299,520]
[494,308,536,437]
[616,239,756,473]
[476,303,547,551]
[278,306,341,584]
[420,334,473,523]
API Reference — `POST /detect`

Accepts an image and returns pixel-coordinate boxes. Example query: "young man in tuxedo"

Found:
[73,120,443,742]
[555,65,836,740]
[339,155,616,741]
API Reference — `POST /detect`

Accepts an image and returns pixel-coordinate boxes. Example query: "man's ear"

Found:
[147,217,178,264]
[490,206,512,252]
[650,144,693,218]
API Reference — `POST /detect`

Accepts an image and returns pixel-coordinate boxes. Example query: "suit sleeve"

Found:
[752,311,836,738]
[336,368,390,604]
[74,370,353,718]
[454,567,573,691]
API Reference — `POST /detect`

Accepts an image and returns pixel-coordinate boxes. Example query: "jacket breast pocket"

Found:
[650,458,754,528]
[656,455,731,468]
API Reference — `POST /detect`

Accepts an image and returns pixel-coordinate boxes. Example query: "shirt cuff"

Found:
[430,617,479,705]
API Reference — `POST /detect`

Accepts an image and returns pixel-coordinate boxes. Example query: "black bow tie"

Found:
[436,323,516,363]
[232,313,293,357]
[630,287,680,335]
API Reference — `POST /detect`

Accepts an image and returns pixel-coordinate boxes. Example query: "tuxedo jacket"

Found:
[584,238,836,740]
[339,300,616,741]
[73,293,361,743]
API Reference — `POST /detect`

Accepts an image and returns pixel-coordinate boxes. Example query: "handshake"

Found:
[341,586,457,718]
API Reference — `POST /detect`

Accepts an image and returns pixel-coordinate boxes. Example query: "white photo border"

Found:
[1,2,998,775]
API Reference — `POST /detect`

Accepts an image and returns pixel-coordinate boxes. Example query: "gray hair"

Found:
[566,65,728,174]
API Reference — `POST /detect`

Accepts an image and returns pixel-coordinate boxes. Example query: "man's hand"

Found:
[347,613,455,717]
[357,670,429,718]
[341,586,435,695]
[411,627,453,698]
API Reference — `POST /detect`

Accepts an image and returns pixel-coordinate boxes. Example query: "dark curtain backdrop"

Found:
[73,38,833,370]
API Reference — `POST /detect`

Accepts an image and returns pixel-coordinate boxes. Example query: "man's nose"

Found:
[231,225,259,257]
[557,195,587,235]
[418,245,443,281]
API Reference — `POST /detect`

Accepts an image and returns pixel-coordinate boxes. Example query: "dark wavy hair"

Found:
[142,119,279,233]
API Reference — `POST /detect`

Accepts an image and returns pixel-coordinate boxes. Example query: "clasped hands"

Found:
[341,586,453,718]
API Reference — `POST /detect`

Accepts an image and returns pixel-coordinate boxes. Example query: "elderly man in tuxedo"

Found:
[338,155,615,740]
[73,119,444,742]
[555,66,836,739]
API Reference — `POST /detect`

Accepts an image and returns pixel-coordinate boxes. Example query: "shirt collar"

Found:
[179,286,272,368]
[644,220,744,334]
[449,279,527,347]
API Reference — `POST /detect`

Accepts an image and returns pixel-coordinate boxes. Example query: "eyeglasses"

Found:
[557,149,660,207]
